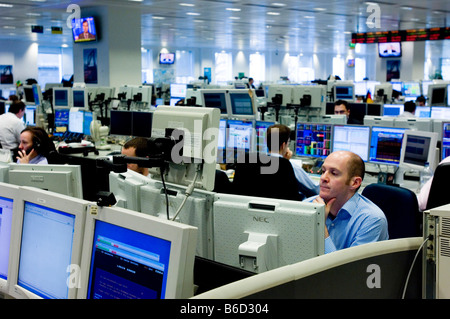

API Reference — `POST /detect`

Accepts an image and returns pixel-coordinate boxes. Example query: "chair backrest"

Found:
[232,152,305,201]
[426,162,450,210]
[362,183,420,239]
[213,169,233,194]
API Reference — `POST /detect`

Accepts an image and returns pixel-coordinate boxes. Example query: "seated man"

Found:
[266,124,319,198]
[121,137,150,176]
[334,100,363,125]
[305,150,388,253]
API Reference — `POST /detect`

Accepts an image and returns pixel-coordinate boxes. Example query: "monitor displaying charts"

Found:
[332,125,370,161]
[295,123,332,159]
[368,126,407,165]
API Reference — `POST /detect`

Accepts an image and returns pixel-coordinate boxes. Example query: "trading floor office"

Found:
[1,4,450,302]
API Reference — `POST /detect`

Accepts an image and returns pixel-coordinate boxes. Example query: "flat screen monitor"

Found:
[229,91,256,118]
[0,183,19,294]
[402,82,421,97]
[213,193,325,273]
[430,107,450,119]
[332,125,370,161]
[295,122,332,159]
[367,103,382,116]
[428,84,447,106]
[334,84,355,101]
[354,81,368,96]
[378,42,402,58]
[53,88,72,108]
[68,109,93,135]
[131,86,152,105]
[31,84,43,106]
[77,204,197,299]
[72,16,97,43]
[441,122,450,161]
[383,104,404,117]
[363,115,395,128]
[394,117,432,132]
[448,84,450,106]
[201,90,230,115]
[109,110,132,136]
[267,85,293,106]
[23,85,35,105]
[24,105,36,126]
[255,120,275,154]
[131,111,153,138]
[218,119,227,150]
[170,84,187,98]
[368,126,407,166]
[159,52,175,64]
[72,89,88,108]
[415,106,431,118]
[8,187,89,299]
[422,80,433,97]
[399,130,438,171]
[53,108,70,137]
[391,81,402,92]
[108,170,150,212]
[7,163,83,199]
[226,119,253,151]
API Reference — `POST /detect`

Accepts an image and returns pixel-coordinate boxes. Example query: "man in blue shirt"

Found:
[306,150,388,253]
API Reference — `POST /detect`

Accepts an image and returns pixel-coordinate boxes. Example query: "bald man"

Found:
[305,150,388,253]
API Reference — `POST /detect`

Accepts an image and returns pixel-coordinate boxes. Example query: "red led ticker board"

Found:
[352,27,450,44]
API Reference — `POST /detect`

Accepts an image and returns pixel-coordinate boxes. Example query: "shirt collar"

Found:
[333,192,360,220]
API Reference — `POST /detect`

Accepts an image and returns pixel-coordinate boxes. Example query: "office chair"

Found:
[425,162,450,210]
[213,169,233,194]
[362,183,421,239]
[232,152,305,201]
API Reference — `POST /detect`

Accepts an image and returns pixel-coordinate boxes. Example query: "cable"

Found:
[159,166,170,220]
[401,236,430,299]
[171,164,200,222]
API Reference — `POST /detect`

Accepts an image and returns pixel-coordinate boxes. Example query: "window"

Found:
[37,47,72,89]
[215,52,232,85]
[249,53,265,83]
[141,48,153,84]
[175,50,195,84]
[355,58,366,82]
[332,56,345,80]
[287,55,315,83]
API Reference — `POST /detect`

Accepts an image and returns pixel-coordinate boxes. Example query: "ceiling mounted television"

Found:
[72,17,97,43]
[159,52,175,64]
[378,42,402,58]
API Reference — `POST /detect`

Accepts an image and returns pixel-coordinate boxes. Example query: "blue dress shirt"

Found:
[305,192,389,254]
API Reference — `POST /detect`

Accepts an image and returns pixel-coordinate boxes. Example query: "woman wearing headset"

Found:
[16,127,53,164]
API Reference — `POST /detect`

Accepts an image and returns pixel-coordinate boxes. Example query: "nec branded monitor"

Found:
[378,42,401,58]
[415,106,431,118]
[54,108,70,136]
[255,120,275,154]
[402,82,421,97]
[383,104,404,117]
[442,122,450,161]
[334,84,354,101]
[201,90,230,115]
[72,16,97,43]
[77,205,197,299]
[0,183,19,294]
[72,89,88,108]
[159,52,175,64]
[400,131,438,171]
[8,187,89,299]
[109,110,133,136]
[332,125,370,161]
[213,193,325,273]
[226,119,253,152]
[53,88,72,108]
[229,91,256,118]
[428,84,447,106]
[295,123,332,159]
[369,126,407,166]
[8,163,83,199]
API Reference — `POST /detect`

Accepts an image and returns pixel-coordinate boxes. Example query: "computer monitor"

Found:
[149,106,220,191]
[394,117,433,132]
[333,83,355,102]
[374,83,392,102]
[68,109,94,135]
[430,107,450,119]
[267,85,293,106]
[24,105,36,126]
[448,84,450,106]
[255,120,275,154]
[32,84,43,106]
[131,85,152,105]
[402,82,421,98]
[22,85,35,105]
[367,103,383,116]
[332,125,370,161]
[108,170,150,212]
[77,204,197,299]
[291,85,326,110]
[53,88,72,108]
[441,122,450,161]
[309,114,347,125]
[399,130,438,171]
[391,81,402,93]
[228,90,257,119]
[0,182,19,294]
[131,111,153,138]
[200,90,230,115]
[109,110,132,136]
[53,108,70,137]
[72,88,88,109]
[295,122,332,159]
[226,119,253,152]
[363,115,395,128]
[7,163,83,199]
[354,81,368,96]
[368,126,408,166]
[170,83,187,99]
[218,119,227,150]
[7,186,89,299]
[428,84,447,106]
[213,193,325,273]
[95,87,115,101]
[383,104,404,117]
[415,106,431,118]
[421,80,433,97]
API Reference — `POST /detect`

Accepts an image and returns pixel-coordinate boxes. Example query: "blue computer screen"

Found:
[335,86,354,100]
[83,111,93,136]
[442,122,450,161]
[54,108,70,136]
[54,90,69,107]
[369,126,407,165]
[229,93,254,115]
[73,90,86,108]
[87,220,172,299]
[0,196,14,281]
[415,106,431,118]
[383,104,403,117]
[402,82,421,97]
[295,123,332,159]
[203,93,228,114]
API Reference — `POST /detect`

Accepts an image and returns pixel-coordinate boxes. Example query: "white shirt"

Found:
[0,112,25,149]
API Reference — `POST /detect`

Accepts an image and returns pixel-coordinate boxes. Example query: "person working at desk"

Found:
[416,95,426,106]
[417,156,450,211]
[121,137,150,176]
[0,101,26,150]
[334,100,362,125]
[266,124,319,198]
[306,150,388,254]
[16,127,53,164]
[247,77,255,89]
[398,101,416,118]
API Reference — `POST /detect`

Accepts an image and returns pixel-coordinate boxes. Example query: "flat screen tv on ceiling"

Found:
[378,42,402,58]
[159,53,175,64]
[72,17,97,43]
